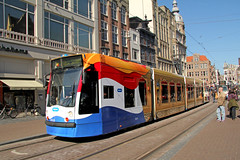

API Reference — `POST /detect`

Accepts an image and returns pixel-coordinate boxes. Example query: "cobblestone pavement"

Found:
[0,115,46,144]
[172,101,240,160]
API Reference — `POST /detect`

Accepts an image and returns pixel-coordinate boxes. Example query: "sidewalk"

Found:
[0,115,46,145]
[172,101,240,160]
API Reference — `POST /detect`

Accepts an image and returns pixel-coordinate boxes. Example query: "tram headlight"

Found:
[68,111,73,117]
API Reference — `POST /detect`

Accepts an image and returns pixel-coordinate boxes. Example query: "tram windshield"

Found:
[47,55,82,107]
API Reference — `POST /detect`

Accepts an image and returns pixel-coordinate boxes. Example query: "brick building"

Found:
[187,53,212,87]
[99,0,130,59]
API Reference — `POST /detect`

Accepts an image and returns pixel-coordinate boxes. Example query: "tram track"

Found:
[0,102,215,160]
[136,104,216,160]
[76,103,216,160]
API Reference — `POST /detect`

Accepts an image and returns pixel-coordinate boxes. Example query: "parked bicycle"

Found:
[25,103,41,116]
[0,104,18,119]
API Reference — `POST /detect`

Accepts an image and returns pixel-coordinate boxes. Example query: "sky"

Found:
[157,0,240,74]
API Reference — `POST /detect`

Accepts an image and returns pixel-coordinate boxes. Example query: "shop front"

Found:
[0,79,45,115]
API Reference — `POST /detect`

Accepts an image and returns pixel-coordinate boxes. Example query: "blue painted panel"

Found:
[102,106,145,134]
[102,107,118,134]
[46,122,102,138]
[46,113,103,137]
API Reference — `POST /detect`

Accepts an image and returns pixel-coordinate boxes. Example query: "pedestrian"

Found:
[217,87,226,122]
[227,90,239,120]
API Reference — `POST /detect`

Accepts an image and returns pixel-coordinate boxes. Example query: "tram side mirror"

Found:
[44,73,50,87]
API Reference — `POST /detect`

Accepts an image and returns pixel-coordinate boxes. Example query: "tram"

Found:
[45,53,208,138]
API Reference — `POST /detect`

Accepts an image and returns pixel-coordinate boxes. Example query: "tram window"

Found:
[187,86,191,99]
[79,71,99,114]
[196,87,199,98]
[170,83,175,102]
[200,87,203,97]
[156,81,160,104]
[162,82,168,103]
[125,87,135,108]
[104,86,114,99]
[191,87,194,98]
[177,85,181,101]
[139,81,147,106]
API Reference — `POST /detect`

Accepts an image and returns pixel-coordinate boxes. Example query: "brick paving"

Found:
[0,116,46,144]
[172,101,240,160]
[1,102,240,160]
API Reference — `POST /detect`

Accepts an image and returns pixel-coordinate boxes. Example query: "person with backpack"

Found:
[227,90,239,120]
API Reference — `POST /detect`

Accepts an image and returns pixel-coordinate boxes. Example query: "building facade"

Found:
[0,0,98,112]
[129,0,157,34]
[99,0,130,59]
[129,0,186,74]
[155,5,174,73]
[187,53,212,87]
[129,28,141,63]
[223,63,239,87]
[171,0,187,75]
[129,17,156,68]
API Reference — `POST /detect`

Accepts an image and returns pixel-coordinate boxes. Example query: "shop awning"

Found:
[0,79,44,90]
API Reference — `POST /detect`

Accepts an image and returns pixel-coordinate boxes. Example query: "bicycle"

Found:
[0,104,18,119]
[25,104,41,116]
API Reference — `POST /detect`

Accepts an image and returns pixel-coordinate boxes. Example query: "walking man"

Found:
[217,87,226,122]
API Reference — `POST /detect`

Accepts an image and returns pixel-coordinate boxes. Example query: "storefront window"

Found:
[3,0,34,35]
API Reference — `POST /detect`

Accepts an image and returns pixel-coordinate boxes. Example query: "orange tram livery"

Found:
[45,53,208,138]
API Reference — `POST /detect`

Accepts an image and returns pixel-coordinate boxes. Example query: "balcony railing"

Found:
[40,38,70,51]
[0,29,35,44]
[0,29,92,53]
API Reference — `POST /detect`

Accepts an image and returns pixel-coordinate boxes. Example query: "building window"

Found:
[204,63,207,68]
[74,22,93,49]
[195,64,198,69]
[122,29,127,47]
[125,87,135,108]
[102,48,109,55]
[45,12,68,43]
[133,34,137,43]
[46,0,68,9]
[123,53,128,60]
[104,86,114,99]
[113,50,119,57]
[100,0,107,15]
[3,1,34,35]
[111,1,117,20]
[121,6,126,24]
[112,25,118,44]
[73,0,92,19]
[132,49,138,60]
[101,21,108,41]
[195,72,199,76]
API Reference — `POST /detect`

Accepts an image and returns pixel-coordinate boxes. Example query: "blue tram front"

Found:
[45,53,150,137]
